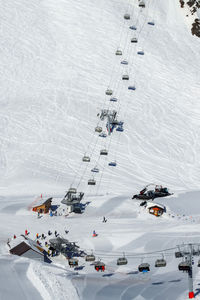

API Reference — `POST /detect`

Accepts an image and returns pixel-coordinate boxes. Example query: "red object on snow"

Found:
[13,235,16,239]
[189,292,194,299]
[25,230,28,235]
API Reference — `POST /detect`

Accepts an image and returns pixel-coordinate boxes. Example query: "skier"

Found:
[102,216,107,223]
[36,233,39,239]
[93,230,97,237]
[25,229,28,236]
[13,234,16,239]
[48,230,52,236]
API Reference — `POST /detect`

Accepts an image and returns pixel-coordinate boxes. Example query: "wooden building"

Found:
[32,197,52,214]
[146,202,166,217]
[9,235,51,263]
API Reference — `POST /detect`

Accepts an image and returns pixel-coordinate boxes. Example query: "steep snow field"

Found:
[0,0,200,299]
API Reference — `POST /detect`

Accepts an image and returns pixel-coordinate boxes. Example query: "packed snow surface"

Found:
[0,0,200,299]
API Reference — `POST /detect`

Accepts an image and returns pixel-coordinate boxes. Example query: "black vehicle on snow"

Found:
[132,185,172,200]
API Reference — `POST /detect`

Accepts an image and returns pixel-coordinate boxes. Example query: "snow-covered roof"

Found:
[9,235,45,256]
[32,197,52,208]
[146,202,165,210]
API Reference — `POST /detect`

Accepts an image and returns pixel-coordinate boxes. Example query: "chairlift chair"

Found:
[121,60,128,65]
[175,251,183,258]
[68,258,78,267]
[100,149,108,155]
[85,254,95,262]
[117,257,128,265]
[178,261,190,272]
[115,50,122,55]
[99,132,107,138]
[105,89,113,95]
[131,37,138,43]
[110,97,118,102]
[88,179,96,185]
[124,13,130,20]
[91,167,99,173]
[95,126,102,133]
[139,1,145,8]
[148,21,155,26]
[138,263,150,272]
[82,155,90,162]
[68,188,77,194]
[129,25,137,30]
[118,121,124,126]
[122,74,129,80]
[108,161,117,167]
[137,50,144,55]
[128,86,136,90]
[95,261,105,272]
[155,259,166,267]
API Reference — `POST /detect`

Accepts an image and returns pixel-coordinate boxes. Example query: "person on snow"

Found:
[102,216,107,223]
[36,233,39,239]
[48,230,52,236]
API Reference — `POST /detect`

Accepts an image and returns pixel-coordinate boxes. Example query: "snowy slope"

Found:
[1,0,200,299]
[0,0,200,196]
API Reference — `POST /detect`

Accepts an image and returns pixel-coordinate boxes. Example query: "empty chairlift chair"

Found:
[95,126,102,133]
[137,50,144,55]
[99,132,107,138]
[85,254,95,262]
[128,85,136,90]
[129,25,137,30]
[124,13,130,20]
[178,261,190,272]
[139,1,145,8]
[91,166,99,173]
[82,155,90,162]
[100,149,108,155]
[115,49,122,56]
[155,259,167,267]
[68,258,78,268]
[121,60,128,65]
[138,263,150,272]
[175,251,183,258]
[88,178,96,185]
[122,74,129,80]
[110,97,118,102]
[105,89,113,95]
[95,261,105,272]
[131,37,138,43]
[117,254,128,265]
[108,161,117,167]
[148,21,155,26]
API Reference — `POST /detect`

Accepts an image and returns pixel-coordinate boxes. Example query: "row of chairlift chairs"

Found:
[69,252,167,272]
[82,6,154,187]
[69,253,197,273]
